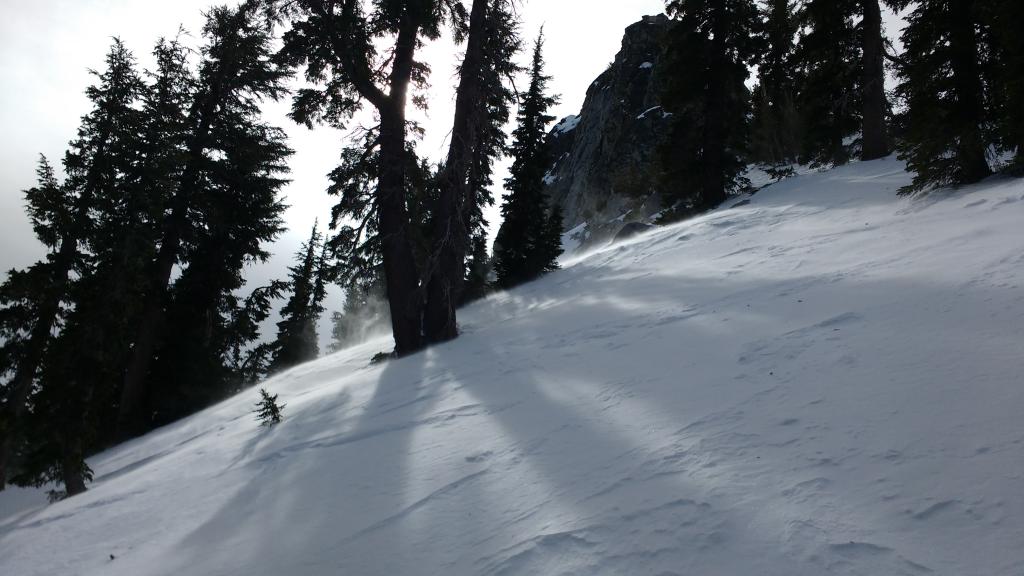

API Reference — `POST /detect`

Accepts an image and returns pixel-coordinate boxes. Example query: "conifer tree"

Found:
[658,0,760,216]
[254,388,284,426]
[270,223,331,372]
[793,0,862,166]
[0,158,73,491]
[119,2,291,436]
[274,0,466,356]
[423,0,520,342]
[226,281,289,387]
[860,0,890,160]
[493,34,562,288]
[890,0,992,192]
[0,39,146,493]
[751,0,801,167]
[461,234,492,305]
[982,0,1024,171]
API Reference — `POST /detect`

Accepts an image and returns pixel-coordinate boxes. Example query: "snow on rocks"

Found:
[552,114,581,135]
[3,158,1024,576]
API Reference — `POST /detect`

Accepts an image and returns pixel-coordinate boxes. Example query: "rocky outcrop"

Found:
[545,14,674,251]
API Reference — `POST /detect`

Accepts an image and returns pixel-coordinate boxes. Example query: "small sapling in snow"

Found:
[254,388,285,426]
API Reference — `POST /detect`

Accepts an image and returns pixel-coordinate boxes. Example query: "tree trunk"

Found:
[949,0,991,184]
[378,107,424,355]
[370,15,427,357]
[116,202,185,438]
[423,0,489,344]
[701,9,729,210]
[861,0,889,161]
[61,434,87,497]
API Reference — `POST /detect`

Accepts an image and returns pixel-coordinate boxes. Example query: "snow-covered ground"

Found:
[3,157,1024,575]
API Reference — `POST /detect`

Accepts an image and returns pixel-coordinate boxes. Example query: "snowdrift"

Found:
[2,157,1024,575]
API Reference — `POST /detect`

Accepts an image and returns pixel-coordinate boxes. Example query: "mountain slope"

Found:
[3,158,1024,575]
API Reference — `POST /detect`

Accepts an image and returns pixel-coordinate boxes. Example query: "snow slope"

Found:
[3,157,1024,575]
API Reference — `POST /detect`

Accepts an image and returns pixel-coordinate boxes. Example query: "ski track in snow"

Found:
[3,157,1024,575]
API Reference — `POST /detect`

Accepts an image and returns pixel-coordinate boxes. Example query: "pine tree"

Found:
[461,234,492,305]
[493,34,562,288]
[0,159,73,491]
[659,0,760,216]
[793,0,862,166]
[270,223,330,372]
[274,0,466,356]
[423,0,520,343]
[226,281,289,387]
[890,0,992,193]
[751,0,801,166]
[860,0,890,160]
[0,39,146,494]
[254,388,284,426]
[982,0,1024,171]
[119,2,291,436]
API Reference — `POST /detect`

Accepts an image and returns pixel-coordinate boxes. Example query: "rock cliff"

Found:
[545,14,674,251]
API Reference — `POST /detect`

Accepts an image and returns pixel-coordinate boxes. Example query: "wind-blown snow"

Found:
[3,158,1024,575]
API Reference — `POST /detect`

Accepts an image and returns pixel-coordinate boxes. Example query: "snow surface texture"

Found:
[3,157,1024,575]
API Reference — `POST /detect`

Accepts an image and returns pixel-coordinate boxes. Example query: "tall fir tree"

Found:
[458,0,520,303]
[793,0,862,166]
[0,40,146,494]
[860,0,890,160]
[982,0,1024,171]
[424,0,520,342]
[751,0,801,167]
[659,0,760,216]
[493,34,562,289]
[0,159,75,491]
[119,2,291,436]
[890,0,992,193]
[270,223,332,372]
[274,0,467,356]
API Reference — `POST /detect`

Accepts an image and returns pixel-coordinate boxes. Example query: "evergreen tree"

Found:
[254,388,284,426]
[493,34,562,288]
[860,0,890,160]
[658,0,760,216]
[119,2,291,436]
[751,0,801,166]
[793,0,862,166]
[423,0,520,342]
[982,0,1024,171]
[890,0,992,193]
[270,223,331,372]
[0,39,146,494]
[461,234,492,305]
[0,159,73,491]
[274,0,466,356]
[226,281,289,387]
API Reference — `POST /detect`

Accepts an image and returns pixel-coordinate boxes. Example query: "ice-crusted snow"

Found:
[3,157,1024,576]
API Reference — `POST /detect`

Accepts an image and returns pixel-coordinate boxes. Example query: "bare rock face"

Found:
[545,14,674,251]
